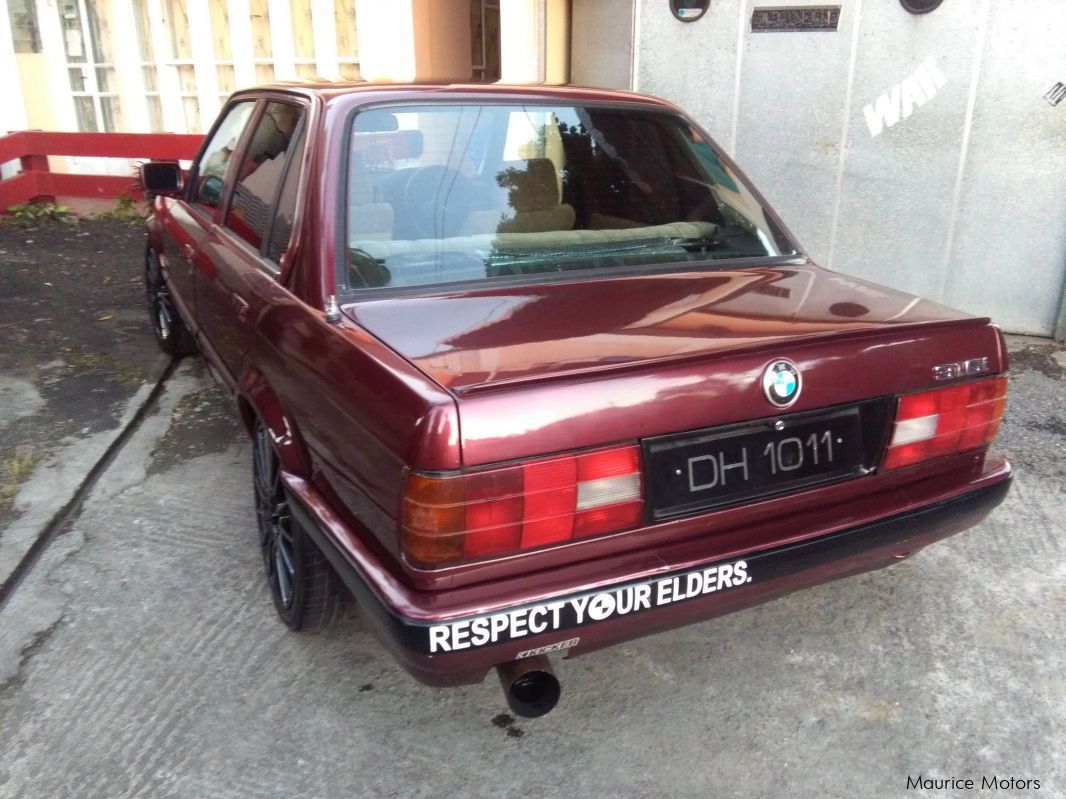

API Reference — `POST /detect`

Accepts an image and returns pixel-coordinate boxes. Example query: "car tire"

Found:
[145,245,198,355]
[252,420,343,631]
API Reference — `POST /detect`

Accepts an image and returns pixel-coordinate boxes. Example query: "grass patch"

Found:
[0,446,39,510]
[70,351,145,389]
[2,202,75,228]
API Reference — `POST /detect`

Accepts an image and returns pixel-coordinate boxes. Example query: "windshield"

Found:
[342,103,798,292]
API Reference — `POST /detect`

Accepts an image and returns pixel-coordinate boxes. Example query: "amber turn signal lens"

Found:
[401,473,465,565]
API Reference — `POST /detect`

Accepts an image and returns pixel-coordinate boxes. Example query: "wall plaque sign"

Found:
[751,6,841,32]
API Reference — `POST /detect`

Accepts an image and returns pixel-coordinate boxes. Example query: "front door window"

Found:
[190,101,256,211]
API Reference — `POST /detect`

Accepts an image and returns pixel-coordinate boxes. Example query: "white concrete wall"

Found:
[499,0,542,82]
[574,0,1066,336]
[570,0,632,89]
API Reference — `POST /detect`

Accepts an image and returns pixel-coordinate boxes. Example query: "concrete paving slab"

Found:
[0,340,1063,796]
[0,218,168,591]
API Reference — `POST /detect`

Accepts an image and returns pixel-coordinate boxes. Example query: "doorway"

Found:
[471,0,501,82]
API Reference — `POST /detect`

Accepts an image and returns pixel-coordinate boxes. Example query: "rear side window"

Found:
[266,129,306,263]
[226,102,304,251]
[191,101,255,210]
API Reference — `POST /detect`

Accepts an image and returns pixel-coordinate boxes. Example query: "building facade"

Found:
[572,0,1066,337]
[0,0,545,135]
[2,0,1064,337]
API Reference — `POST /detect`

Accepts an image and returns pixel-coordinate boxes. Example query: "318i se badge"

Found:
[140,81,1011,718]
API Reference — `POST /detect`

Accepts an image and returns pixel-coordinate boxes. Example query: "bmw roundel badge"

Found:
[762,359,801,408]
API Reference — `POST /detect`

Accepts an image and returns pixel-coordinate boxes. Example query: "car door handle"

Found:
[231,294,250,322]
[181,243,195,259]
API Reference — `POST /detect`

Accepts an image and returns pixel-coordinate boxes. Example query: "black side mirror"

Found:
[140,161,184,196]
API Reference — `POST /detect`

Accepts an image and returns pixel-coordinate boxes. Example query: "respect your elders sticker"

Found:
[427,559,751,653]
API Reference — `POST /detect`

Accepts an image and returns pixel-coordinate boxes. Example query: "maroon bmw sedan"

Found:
[141,82,1010,717]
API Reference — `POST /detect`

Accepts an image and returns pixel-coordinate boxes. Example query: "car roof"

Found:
[228,81,678,112]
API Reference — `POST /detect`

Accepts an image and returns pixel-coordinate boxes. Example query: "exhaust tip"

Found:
[497,657,561,718]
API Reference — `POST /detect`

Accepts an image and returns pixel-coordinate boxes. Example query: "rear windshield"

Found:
[341,103,798,292]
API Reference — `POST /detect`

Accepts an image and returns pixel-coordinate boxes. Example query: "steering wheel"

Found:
[399,165,474,239]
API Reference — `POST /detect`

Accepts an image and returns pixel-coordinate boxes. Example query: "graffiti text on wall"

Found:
[1044,82,1065,107]
[863,57,947,137]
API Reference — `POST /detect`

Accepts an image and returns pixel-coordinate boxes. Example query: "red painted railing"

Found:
[0,131,203,211]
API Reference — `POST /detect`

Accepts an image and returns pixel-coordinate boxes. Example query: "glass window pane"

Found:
[96,67,114,92]
[132,0,154,61]
[267,131,307,262]
[142,65,158,92]
[482,5,500,82]
[338,62,360,81]
[69,67,88,92]
[217,65,235,95]
[167,0,192,60]
[84,0,112,63]
[334,0,357,59]
[295,63,317,80]
[210,1,232,60]
[291,0,314,60]
[227,103,303,250]
[73,95,98,132]
[470,0,483,69]
[250,0,272,59]
[192,101,255,208]
[100,96,123,132]
[177,65,196,93]
[182,95,201,135]
[147,96,164,132]
[59,1,86,63]
[9,0,41,53]
[255,63,275,84]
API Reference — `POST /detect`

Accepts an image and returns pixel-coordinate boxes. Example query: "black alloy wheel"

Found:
[252,421,342,630]
[144,245,197,355]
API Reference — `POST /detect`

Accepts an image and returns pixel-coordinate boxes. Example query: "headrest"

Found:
[355,111,398,132]
[498,158,560,213]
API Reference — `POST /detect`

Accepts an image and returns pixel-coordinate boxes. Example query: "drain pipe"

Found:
[496,656,561,718]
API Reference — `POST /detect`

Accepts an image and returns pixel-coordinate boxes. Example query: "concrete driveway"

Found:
[0,223,1063,798]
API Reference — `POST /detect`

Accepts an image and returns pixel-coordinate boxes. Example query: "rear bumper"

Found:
[286,460,1011,687]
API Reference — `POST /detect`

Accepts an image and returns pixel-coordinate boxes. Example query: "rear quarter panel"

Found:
[245,291,460,560]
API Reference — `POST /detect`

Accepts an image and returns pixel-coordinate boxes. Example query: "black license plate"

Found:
[644,406,866,520]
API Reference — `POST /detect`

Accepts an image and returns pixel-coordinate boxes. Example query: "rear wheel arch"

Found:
[237,367,313,478]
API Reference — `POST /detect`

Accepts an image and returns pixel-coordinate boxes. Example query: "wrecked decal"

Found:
[864,56,948,137]
[427,559,751,653]
[516,638,581,659]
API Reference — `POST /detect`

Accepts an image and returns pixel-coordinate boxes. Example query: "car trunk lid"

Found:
[344,263,988,396]
[345,264,1005,468]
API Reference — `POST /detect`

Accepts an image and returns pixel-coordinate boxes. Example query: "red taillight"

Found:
[882,377,1007,470]
[401,444,643,566]
[520,458,576,548]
